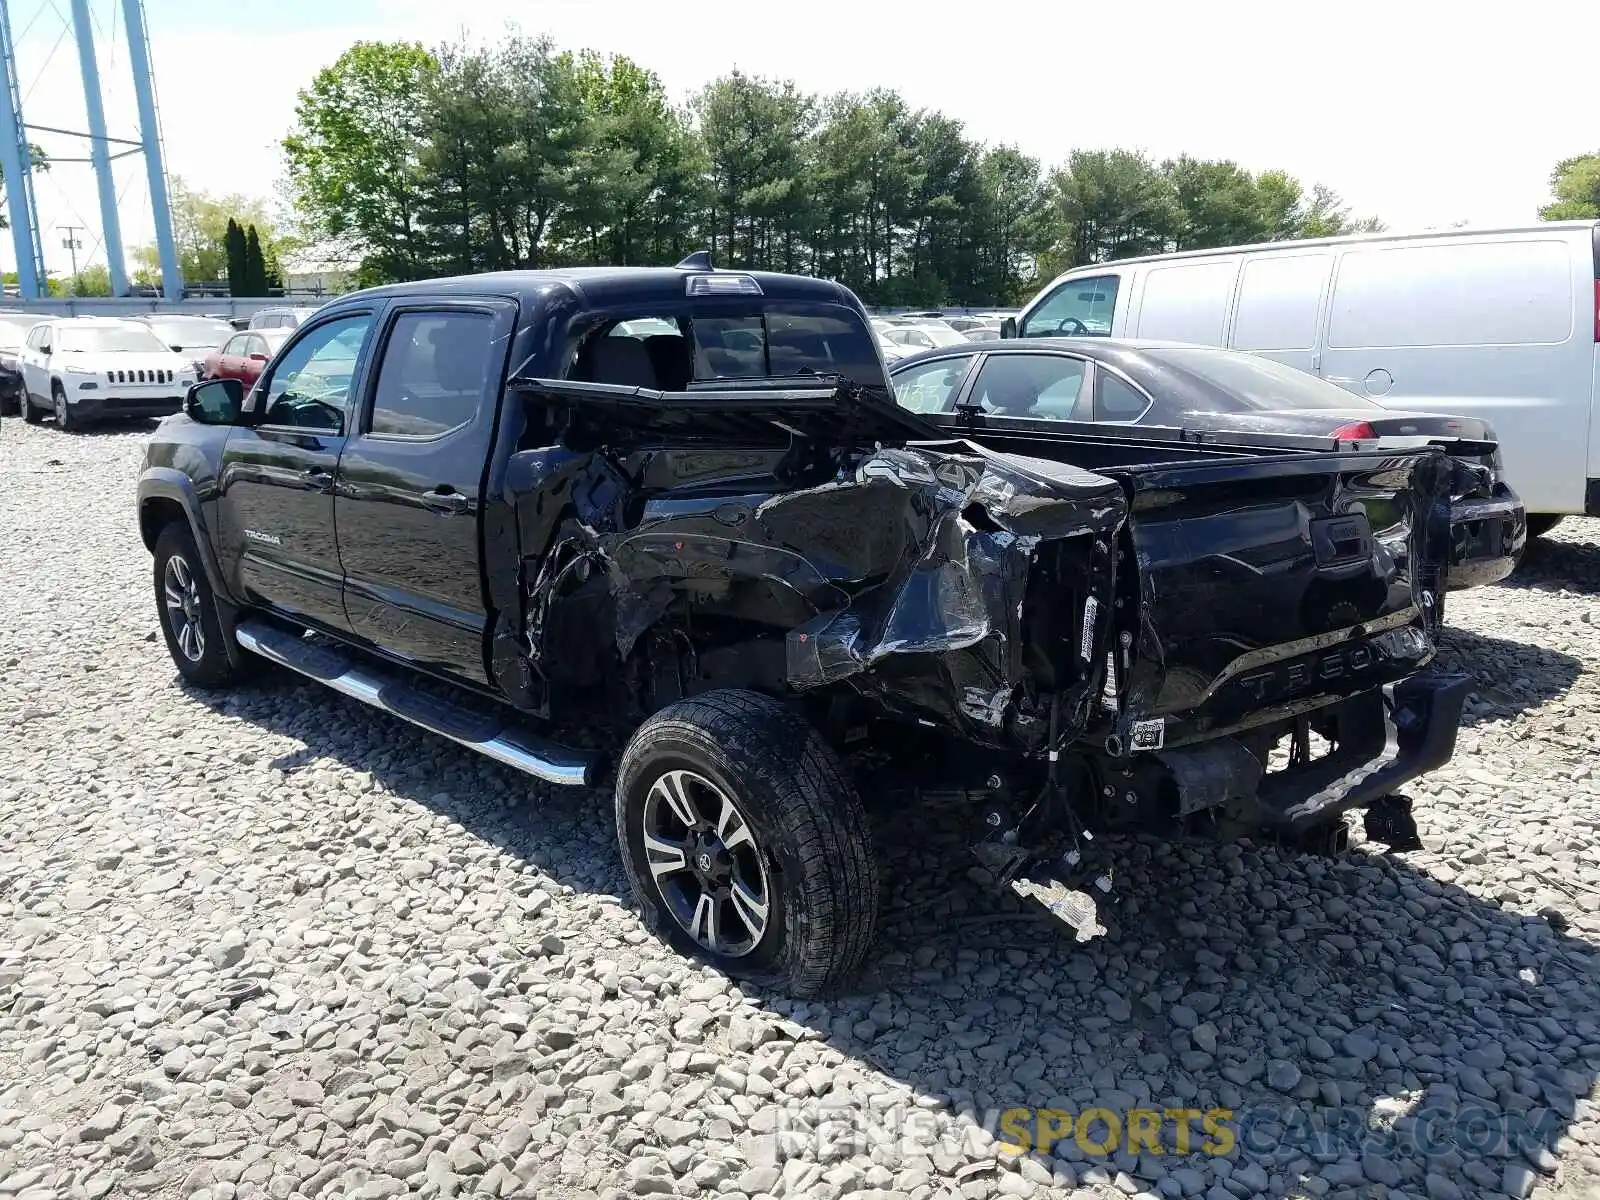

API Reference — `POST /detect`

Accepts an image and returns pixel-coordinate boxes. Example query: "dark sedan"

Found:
[889,338,1525,590]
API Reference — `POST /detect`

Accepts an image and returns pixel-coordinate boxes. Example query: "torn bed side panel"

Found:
[504,438,1127,748]
[781,445,1126,747]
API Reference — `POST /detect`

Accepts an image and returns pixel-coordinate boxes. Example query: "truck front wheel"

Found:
[615,689,880,997]
[153,522,239,689]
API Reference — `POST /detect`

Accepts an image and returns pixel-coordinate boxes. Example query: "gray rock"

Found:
[1501,1162,1538,1199]
[75,1101,125,1143]
[1266,1061,1302,1093]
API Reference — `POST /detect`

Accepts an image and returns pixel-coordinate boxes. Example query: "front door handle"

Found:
[300,467,334,493]
[421,487,471,514]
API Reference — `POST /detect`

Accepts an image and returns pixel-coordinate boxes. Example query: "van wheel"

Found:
[1525,514,1562,540]
[615,689,879,997]
[20,389,41,424]
[153,522,239,689]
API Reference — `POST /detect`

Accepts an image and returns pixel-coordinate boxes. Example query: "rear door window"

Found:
[1092,371,1151,422]
[969,353,1088,418]
[367,311,496,438]
[1021,276,1119,337]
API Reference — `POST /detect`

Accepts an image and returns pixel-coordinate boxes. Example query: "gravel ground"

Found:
[2,421,1599,1200]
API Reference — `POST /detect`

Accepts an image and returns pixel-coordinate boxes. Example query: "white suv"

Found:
[17,317,198,430]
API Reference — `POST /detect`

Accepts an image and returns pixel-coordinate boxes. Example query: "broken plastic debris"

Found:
[1010,876,1108,942]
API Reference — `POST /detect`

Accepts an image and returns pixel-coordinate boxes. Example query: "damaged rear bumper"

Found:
[1447,486,1525,591]
[1255,671,1471,834]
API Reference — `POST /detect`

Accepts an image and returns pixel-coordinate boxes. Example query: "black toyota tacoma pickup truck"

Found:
[138,256,1470,995]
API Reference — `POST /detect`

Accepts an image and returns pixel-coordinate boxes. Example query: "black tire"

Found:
[615,689,879,997]
[153,522,238,689]
[1526,514,1563,540]
[51,382,77,431]
[20,389,41,424]
[0,390,17,417]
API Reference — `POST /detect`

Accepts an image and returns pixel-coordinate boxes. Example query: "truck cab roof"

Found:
[332,263,860,312]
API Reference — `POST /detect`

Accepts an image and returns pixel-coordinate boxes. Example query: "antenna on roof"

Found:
[676,250,714,271]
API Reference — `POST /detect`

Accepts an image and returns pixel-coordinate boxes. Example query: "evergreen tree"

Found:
[244,225,269,295]
[224,218,247,296]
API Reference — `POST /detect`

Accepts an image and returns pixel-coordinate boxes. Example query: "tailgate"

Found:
[1110,447,1453,745]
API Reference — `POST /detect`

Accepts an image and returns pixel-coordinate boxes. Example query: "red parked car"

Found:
[202,329,290,387]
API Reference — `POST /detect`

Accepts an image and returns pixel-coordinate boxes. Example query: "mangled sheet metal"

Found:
[505,430,1127,749]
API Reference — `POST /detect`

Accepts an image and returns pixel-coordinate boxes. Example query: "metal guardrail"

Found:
[0,296,330,319]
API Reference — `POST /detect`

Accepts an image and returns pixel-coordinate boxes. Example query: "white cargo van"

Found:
[1009,221,1600,532]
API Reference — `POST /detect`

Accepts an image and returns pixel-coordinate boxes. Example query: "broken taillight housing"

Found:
[1331,421,1377,441]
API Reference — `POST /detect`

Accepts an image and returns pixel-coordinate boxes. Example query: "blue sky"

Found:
[5,0,1599,278]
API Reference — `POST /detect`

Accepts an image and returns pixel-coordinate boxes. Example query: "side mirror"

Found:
[185,378,244,426]
[999,317,1017,340]
[248,352,269,363]
[39,342,51,356]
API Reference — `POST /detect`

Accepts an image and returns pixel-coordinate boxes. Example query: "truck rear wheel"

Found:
[615,689,879,997]
[153,522,239,689]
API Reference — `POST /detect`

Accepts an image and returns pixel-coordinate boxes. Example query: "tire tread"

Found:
[616,689,879,997]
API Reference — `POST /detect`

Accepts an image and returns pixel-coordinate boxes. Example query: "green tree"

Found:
[695,72,816,271]
[1046,149,1180,266]
[68,263,112,297]
[132,177,282,286]
[283,40,437,285]
[225,218,247,295]
[244,225,270,295]
[563,51,705,265]
[1539,153,1600,220]
[1165,156,1264,249]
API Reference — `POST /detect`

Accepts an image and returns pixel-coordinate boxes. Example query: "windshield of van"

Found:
[1142,348,1383,412]
[1020,276,1119,337]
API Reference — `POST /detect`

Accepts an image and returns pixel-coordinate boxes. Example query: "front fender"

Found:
[138,466,248,669]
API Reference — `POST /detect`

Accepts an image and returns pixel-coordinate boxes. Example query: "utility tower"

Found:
[0,0,181,299]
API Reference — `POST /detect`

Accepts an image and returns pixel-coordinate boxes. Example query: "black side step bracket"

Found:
[233,618,597,788]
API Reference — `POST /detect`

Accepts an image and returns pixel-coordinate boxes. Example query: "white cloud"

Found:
[5,0,1596,281]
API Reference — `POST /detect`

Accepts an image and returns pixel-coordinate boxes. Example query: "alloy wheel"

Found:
[641,768,771,957]
[163,555,206,663]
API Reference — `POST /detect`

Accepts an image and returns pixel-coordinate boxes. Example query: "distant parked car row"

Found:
[8,317,201,430]
[0,304,323,429]
[869,312,1010,362]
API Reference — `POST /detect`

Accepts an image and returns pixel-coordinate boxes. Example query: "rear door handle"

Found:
[421,488,471,514]
[300,467,334,493]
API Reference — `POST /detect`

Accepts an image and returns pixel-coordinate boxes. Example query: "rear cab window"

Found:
[568,303,888,399]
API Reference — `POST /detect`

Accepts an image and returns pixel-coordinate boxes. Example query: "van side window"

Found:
[1020,276,1119,337]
